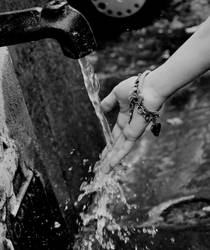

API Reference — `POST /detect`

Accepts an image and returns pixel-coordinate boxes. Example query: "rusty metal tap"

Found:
[0,0,96,59]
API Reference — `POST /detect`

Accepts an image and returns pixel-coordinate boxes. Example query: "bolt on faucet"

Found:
[0,0,96,59]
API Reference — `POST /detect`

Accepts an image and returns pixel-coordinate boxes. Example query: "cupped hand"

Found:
[100,75,164,170]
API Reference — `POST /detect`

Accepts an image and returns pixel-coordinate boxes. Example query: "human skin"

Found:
[101,16,210,168]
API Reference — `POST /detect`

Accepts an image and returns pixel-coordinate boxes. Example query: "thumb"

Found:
[101,89,117,112]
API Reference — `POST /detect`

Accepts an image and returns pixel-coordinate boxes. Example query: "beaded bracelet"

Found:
[128,70,161,136]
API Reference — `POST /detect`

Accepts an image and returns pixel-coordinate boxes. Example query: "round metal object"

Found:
[90,0,146,18]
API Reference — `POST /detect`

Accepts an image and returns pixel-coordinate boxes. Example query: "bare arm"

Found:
[101,17,210,169]
[146,17,210,102]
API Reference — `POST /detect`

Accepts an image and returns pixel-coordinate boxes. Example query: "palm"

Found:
[114,80,132,131]
[101,76,148,169]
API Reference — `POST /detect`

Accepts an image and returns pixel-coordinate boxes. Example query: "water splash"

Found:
[75,56,136,249]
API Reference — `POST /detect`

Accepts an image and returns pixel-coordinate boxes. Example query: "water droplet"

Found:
[54,221,61,228]
[170,237,175,243]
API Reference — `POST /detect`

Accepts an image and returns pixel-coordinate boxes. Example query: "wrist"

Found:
[141,73,166,112]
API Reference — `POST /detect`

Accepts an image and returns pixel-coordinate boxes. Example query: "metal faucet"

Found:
[0,0,96,59]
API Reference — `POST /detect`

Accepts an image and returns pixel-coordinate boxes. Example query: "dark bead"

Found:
[151,123,161,136]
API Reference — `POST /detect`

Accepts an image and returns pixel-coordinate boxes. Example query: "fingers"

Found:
[101,112,129,160]
[100,123,122,160]
[102,134,125,172]
[124,107,148,140]
[101,89,117,112]
[108,109,148,167]
[110,139,134,167]
[112,123,122,140]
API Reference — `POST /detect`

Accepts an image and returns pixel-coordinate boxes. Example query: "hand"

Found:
[101,75,164,169]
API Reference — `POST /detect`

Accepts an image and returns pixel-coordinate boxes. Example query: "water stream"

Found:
[74,57,136,249]
[78,57,113,149]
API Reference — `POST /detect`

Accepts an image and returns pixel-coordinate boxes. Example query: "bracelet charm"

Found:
[128,71,161,137]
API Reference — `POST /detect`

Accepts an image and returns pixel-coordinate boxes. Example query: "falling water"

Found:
[74,58,137,250]
[78,57,113,149]
[75,56,136,250]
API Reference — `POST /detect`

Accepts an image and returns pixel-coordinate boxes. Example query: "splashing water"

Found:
[75,56,137,250]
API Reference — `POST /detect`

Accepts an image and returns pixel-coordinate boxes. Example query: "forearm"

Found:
[146,17,210,101]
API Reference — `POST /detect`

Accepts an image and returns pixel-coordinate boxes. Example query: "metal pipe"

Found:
[0,1,96,59]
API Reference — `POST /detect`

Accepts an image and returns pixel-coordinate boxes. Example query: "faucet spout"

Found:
[0,0,96,59]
